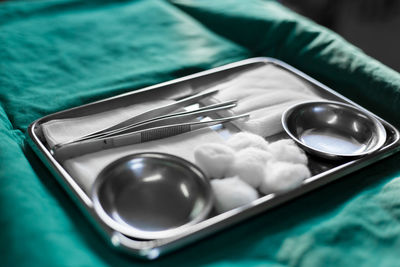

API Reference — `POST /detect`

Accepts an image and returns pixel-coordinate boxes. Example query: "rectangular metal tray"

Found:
[27,57,400,260]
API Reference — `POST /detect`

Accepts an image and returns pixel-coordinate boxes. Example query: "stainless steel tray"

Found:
[27,57,400,260]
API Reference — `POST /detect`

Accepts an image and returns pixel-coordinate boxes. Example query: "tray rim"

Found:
[27,57,400,260]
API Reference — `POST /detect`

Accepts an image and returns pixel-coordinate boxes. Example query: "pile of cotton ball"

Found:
[194,132,311,214]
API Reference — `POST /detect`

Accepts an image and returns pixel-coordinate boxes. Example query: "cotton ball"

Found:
[227,147,271,188]
[211,176,259,214]
[226,132,269,151]
[260,161,310,195]
[268,139,308,165]
[194,143,235,179]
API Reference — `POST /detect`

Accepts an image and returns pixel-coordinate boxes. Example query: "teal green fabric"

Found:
[1,0,400,266]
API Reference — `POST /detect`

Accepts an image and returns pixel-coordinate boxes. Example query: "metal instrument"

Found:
[282,101,386,160]
[91,152,213,240]
[52,113,249,160]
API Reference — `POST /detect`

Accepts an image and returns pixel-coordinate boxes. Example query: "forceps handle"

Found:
[53,113,249,160]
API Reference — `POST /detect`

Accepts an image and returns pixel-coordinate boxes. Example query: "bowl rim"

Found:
[282,100,387,159]
[91,152,213,240]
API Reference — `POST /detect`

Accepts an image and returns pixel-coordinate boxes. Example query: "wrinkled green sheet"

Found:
[1,0,400,266]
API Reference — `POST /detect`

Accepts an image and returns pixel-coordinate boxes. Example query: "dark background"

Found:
[281,0,400,72]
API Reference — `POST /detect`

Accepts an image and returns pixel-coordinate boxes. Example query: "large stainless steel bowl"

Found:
[282,101,386,160]
[91,152,213,240]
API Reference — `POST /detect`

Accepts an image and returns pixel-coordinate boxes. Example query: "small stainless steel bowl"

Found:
[282,101,386,160]
[91,152,213,240]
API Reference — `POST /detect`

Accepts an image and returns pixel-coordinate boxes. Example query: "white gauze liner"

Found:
[42,99,173,147]
[209,64,320,136]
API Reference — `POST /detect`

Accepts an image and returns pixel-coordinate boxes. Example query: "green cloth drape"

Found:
[1,0,400,266]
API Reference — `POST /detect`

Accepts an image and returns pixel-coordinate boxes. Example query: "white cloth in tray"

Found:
[208,64,321,137]
[42,99,172,147]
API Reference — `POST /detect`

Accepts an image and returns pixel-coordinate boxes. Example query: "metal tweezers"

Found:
[52,89,249,160]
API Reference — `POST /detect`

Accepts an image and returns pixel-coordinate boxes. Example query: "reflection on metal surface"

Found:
[326,114,338,124]
[143,174,162,183]
[180,183,190,198]
[300,129,366,154]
